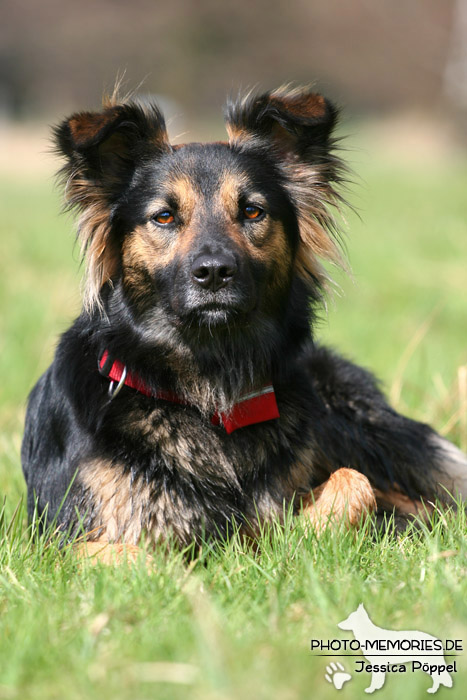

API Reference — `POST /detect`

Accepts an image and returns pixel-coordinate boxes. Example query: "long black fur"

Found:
[22,88,466,546]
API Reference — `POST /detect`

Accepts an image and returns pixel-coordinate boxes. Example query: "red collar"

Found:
[99,350,280,434]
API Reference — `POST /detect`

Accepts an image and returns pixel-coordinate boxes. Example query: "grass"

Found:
[0,131,467,699]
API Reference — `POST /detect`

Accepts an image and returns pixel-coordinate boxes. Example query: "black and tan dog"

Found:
[22,87,467,560]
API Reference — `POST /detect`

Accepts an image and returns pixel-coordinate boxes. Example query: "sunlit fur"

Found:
[225,86,349,292]
[54,100,170,311]
[21,87,467,555]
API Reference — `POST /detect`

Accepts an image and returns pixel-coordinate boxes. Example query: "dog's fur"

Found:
[21,87,467,556]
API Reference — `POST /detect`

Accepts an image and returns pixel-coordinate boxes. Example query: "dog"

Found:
[338,604,453,693]
[21,86,467,560]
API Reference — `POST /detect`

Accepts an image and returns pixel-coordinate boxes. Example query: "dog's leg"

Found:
[372,487,433,521]
[365,669,386,693]
[304,346,467,507]
[73,540,149,566]
[427,676,441,694]
[430,435,467,500]
[302,468,376,532]
[427,666,453,692]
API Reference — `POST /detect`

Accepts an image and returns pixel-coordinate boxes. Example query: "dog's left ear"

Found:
[225,88,346,290]
[225,87,337,158]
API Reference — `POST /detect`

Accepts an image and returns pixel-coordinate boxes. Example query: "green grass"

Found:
[1,140,467,699]
[1,504,467,699]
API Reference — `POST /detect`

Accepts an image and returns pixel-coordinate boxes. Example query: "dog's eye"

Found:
[242,205,264,221]
[153,211,175,225]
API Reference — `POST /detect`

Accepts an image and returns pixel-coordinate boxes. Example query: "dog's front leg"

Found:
[365,669,386,693]
[73,540,149,566]
[301,468,376,533]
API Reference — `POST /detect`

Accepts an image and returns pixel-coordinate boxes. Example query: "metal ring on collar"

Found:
[108,365,127,400]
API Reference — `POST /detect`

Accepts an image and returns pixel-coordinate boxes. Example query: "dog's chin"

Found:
[197,307,232,326]
[178,303,249,332]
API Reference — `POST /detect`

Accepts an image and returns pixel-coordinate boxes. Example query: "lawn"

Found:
[0,126,466,699]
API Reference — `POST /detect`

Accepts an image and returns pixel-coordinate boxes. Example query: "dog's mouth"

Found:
[168,284,258,332]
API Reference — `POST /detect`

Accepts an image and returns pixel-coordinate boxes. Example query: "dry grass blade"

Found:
[390,301,444,407]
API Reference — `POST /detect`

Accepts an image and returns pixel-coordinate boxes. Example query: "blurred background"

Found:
[1,0,467,126]
[1,0,467,160]
[0,0,466,456]
[0,6,466,697]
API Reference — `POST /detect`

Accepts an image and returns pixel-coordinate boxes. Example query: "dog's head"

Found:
[337,603,369,632]
[55,87,345,348]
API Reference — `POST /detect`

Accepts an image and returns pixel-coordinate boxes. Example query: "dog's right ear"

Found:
[53,101,170,312]
[54,101,170,199]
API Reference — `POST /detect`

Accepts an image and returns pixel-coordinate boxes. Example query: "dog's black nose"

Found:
[191,253,238,292]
